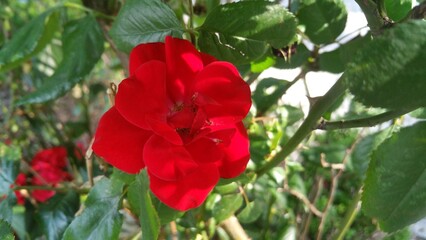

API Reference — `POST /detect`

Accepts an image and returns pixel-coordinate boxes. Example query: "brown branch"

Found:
[408,1,426,20]
[316,129,365,240]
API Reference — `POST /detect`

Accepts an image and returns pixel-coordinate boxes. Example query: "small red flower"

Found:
[14,147,73,204]
[93,36,252,211]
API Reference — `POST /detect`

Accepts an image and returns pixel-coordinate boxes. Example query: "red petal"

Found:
[92,107,152,174]
[165,36,203,101]
[194,62,252,124]
[200,52,217,66]
[186,137,224,164]
[146,116,183,145]
[216,122,250,178]
[115,60,169,129]
[31,147,67,168]
[144,135,198,181]
[149,163,219,211]
[129,42,165,75]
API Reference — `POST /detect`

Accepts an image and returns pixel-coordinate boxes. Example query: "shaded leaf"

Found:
[0,219,14,240]
[319,48,345,73]
[0,192,16,224]
[151,195,184,224]
[127,170,160,240]
[237,201,263,223]
[351,128,393,180]
[199,1,297,65]
[0,143,21,195]
[410,108,426,119]
[297,0,347,44]
[253,78,291,115]
[38,191,80,240]
[212,194,243,222]
[384,0,412,21]
[0,9,60,72]
[362,122,426,232]
[16,15,104,105]
[346,21,426,110]
[110,0,184,53]
[62,177,124,240]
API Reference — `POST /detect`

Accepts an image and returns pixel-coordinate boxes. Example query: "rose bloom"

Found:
[14,147,73,203]
[93,36,251,211]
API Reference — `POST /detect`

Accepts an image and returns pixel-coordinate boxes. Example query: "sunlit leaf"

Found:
[297,0,347,44]
[346,21,426,110]
[363,122,426,232]
[199,1,297,65]
[110,0,184,53]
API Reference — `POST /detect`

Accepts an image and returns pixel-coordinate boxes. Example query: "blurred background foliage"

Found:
[1,0,426,239]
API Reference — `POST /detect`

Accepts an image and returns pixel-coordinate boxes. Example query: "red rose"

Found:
[14,147,73,204]
[93,36,251,211]
[31,146,68,168]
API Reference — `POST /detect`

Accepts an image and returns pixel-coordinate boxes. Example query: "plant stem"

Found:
[187,0,196,44]
[353,0,392,36]
[332,188,363,240]
[63,2,115,20]
[256,76,347,177]
[13,185,89,194]
[316,108,415,130]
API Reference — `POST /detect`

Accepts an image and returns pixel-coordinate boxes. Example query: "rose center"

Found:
[167,94,210,143]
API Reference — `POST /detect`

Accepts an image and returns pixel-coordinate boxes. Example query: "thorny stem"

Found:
[315,108,416,130]
[256,75,347,177]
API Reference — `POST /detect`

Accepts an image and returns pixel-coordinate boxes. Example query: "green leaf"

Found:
[151,196,184,224]
[62,177,124,240]
[0,219,14,240]
[237,201,263,223]
[362,122,426,232]
[16,15,104,105]
[0,9,60,72]
[212,194,243,222]
[384,0,412,21]
[0,143,21,195]
[410,108,426,119]
[0,191,16,224]
[199,1,297,65]
[297,0,347,44]
[38,191,80,240]
[351,128,392,180]
[253,78,291,115]
[346,20,426,110]
[319,48,345,73]
[110,0,184,53]
[127,170,160,240]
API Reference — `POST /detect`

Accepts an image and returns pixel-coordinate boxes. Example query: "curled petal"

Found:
[129,42,165,75]
[165,36,204,101]
[92,107,152,174]
[149,164,219,211]
[216,122,250,178]
[144,135,198,181]
[116,60,168,129]
[194,62,252,124]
